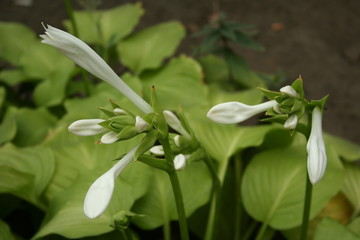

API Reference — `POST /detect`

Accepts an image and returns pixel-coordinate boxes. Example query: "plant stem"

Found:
[163,218,171,240]
[255,221,268,240]
[160,138,189,240]
[300,176,313,240]
[299,112,313,240]
[234,154,243,240]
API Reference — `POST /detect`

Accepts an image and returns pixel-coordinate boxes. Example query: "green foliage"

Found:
[314,218,360,240]
[0,2,359,240]
[117,21,185,75]
[241,143,343,229]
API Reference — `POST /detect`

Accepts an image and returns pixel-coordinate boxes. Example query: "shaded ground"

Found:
[1,0,359,144]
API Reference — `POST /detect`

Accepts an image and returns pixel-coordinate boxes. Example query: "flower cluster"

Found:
[207,78,327,184]
[41,24,199,219]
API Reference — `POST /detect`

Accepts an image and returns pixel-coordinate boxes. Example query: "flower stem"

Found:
[300,176,313,240]
[255,221,268,240]
[160,138,189,240]
[234,154,243,240]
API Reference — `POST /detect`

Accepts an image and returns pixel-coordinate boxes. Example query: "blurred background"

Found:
[1,0,359,144]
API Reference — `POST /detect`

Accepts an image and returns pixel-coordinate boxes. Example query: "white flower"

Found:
[284,114,298,129]
[174,135,181,147]
[84,145,139,219]
[173,154,187,170]
[135,116,149,133]
[306,107,327,184]
[150,145,164,156]
[207,100,277,124]
[68,118,120,144]
[280,85,298,98]
[40,25,152,114]
[68,119,106,136]
[163,110,191,139]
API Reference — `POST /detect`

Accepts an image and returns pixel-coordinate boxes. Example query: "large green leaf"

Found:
[241,145,344,229]
[12,108,57,147]
[64,3,143,46]
[132,161,212,229]
[20,43,74,107]
[0,69,27,85]
[140,55,207,111]
[117,21,185,74]
[314,218,360,240]
[342,163,360,215]
[198,54,229,84]
[0,22,37,65]
[348,217,360,236]
[325,134,360,162]
[0,144,55,209]
[34,128,151,239]
[0,220,16,240]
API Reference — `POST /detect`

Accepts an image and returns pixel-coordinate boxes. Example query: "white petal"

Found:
[163,111,191,139]
[173,154,187,170]
[150,145,164,156]
[41,25,152,114]
[135,116,149,133]
[306,107,327,184]
[284,114,298,129]
[100,131,119,144]
[280,85,298,98]
[84,145,139,218]
[207,100,277,124]
[68,119,106,136]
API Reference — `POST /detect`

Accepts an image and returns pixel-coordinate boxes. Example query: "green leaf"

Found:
[342,163,360,215]
[132,161,212,229]
[314,218,360,240]
[198,54,229,84]
[64,3,144,46]
[0,107,17,144]
[0,144,55,209]
[208,85,264,106]
[20,43,74,106]
[325,134,360,162]
[34,128,151,239]
[241,145,344,229]
[0,22,37,65]
[117,21,185,74]
[0,220,16,240]
[140,55,207,111]
[233,30,264,51]
[12,108,57,147]
[0,69,27,85]
[348,217,360,236]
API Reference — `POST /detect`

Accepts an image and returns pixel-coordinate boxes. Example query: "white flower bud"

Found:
[68,119,106,136]
[84,145,139,218]
[273,104,283,114]
[40,25,152,114]
[280,85,298,98]
[174,135,181,147]
[100,131,119,144]
[207,100,277,124]
[307,107,327,184]
[150,145,164,156]
[173,154,187,170]
[135,116,149,133]
[113,108,127,115]
[163,111,191,139]
[284,114,298,129]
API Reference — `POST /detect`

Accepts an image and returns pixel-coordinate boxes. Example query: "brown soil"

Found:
[1,0,359,145]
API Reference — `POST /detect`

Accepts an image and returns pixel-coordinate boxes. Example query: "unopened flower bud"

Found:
[173,154,187,170]
[68,119,106,136]
[280,85,298,98]
[150,145,164,156]
[135,116,149,133]
[284,114,298,129]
